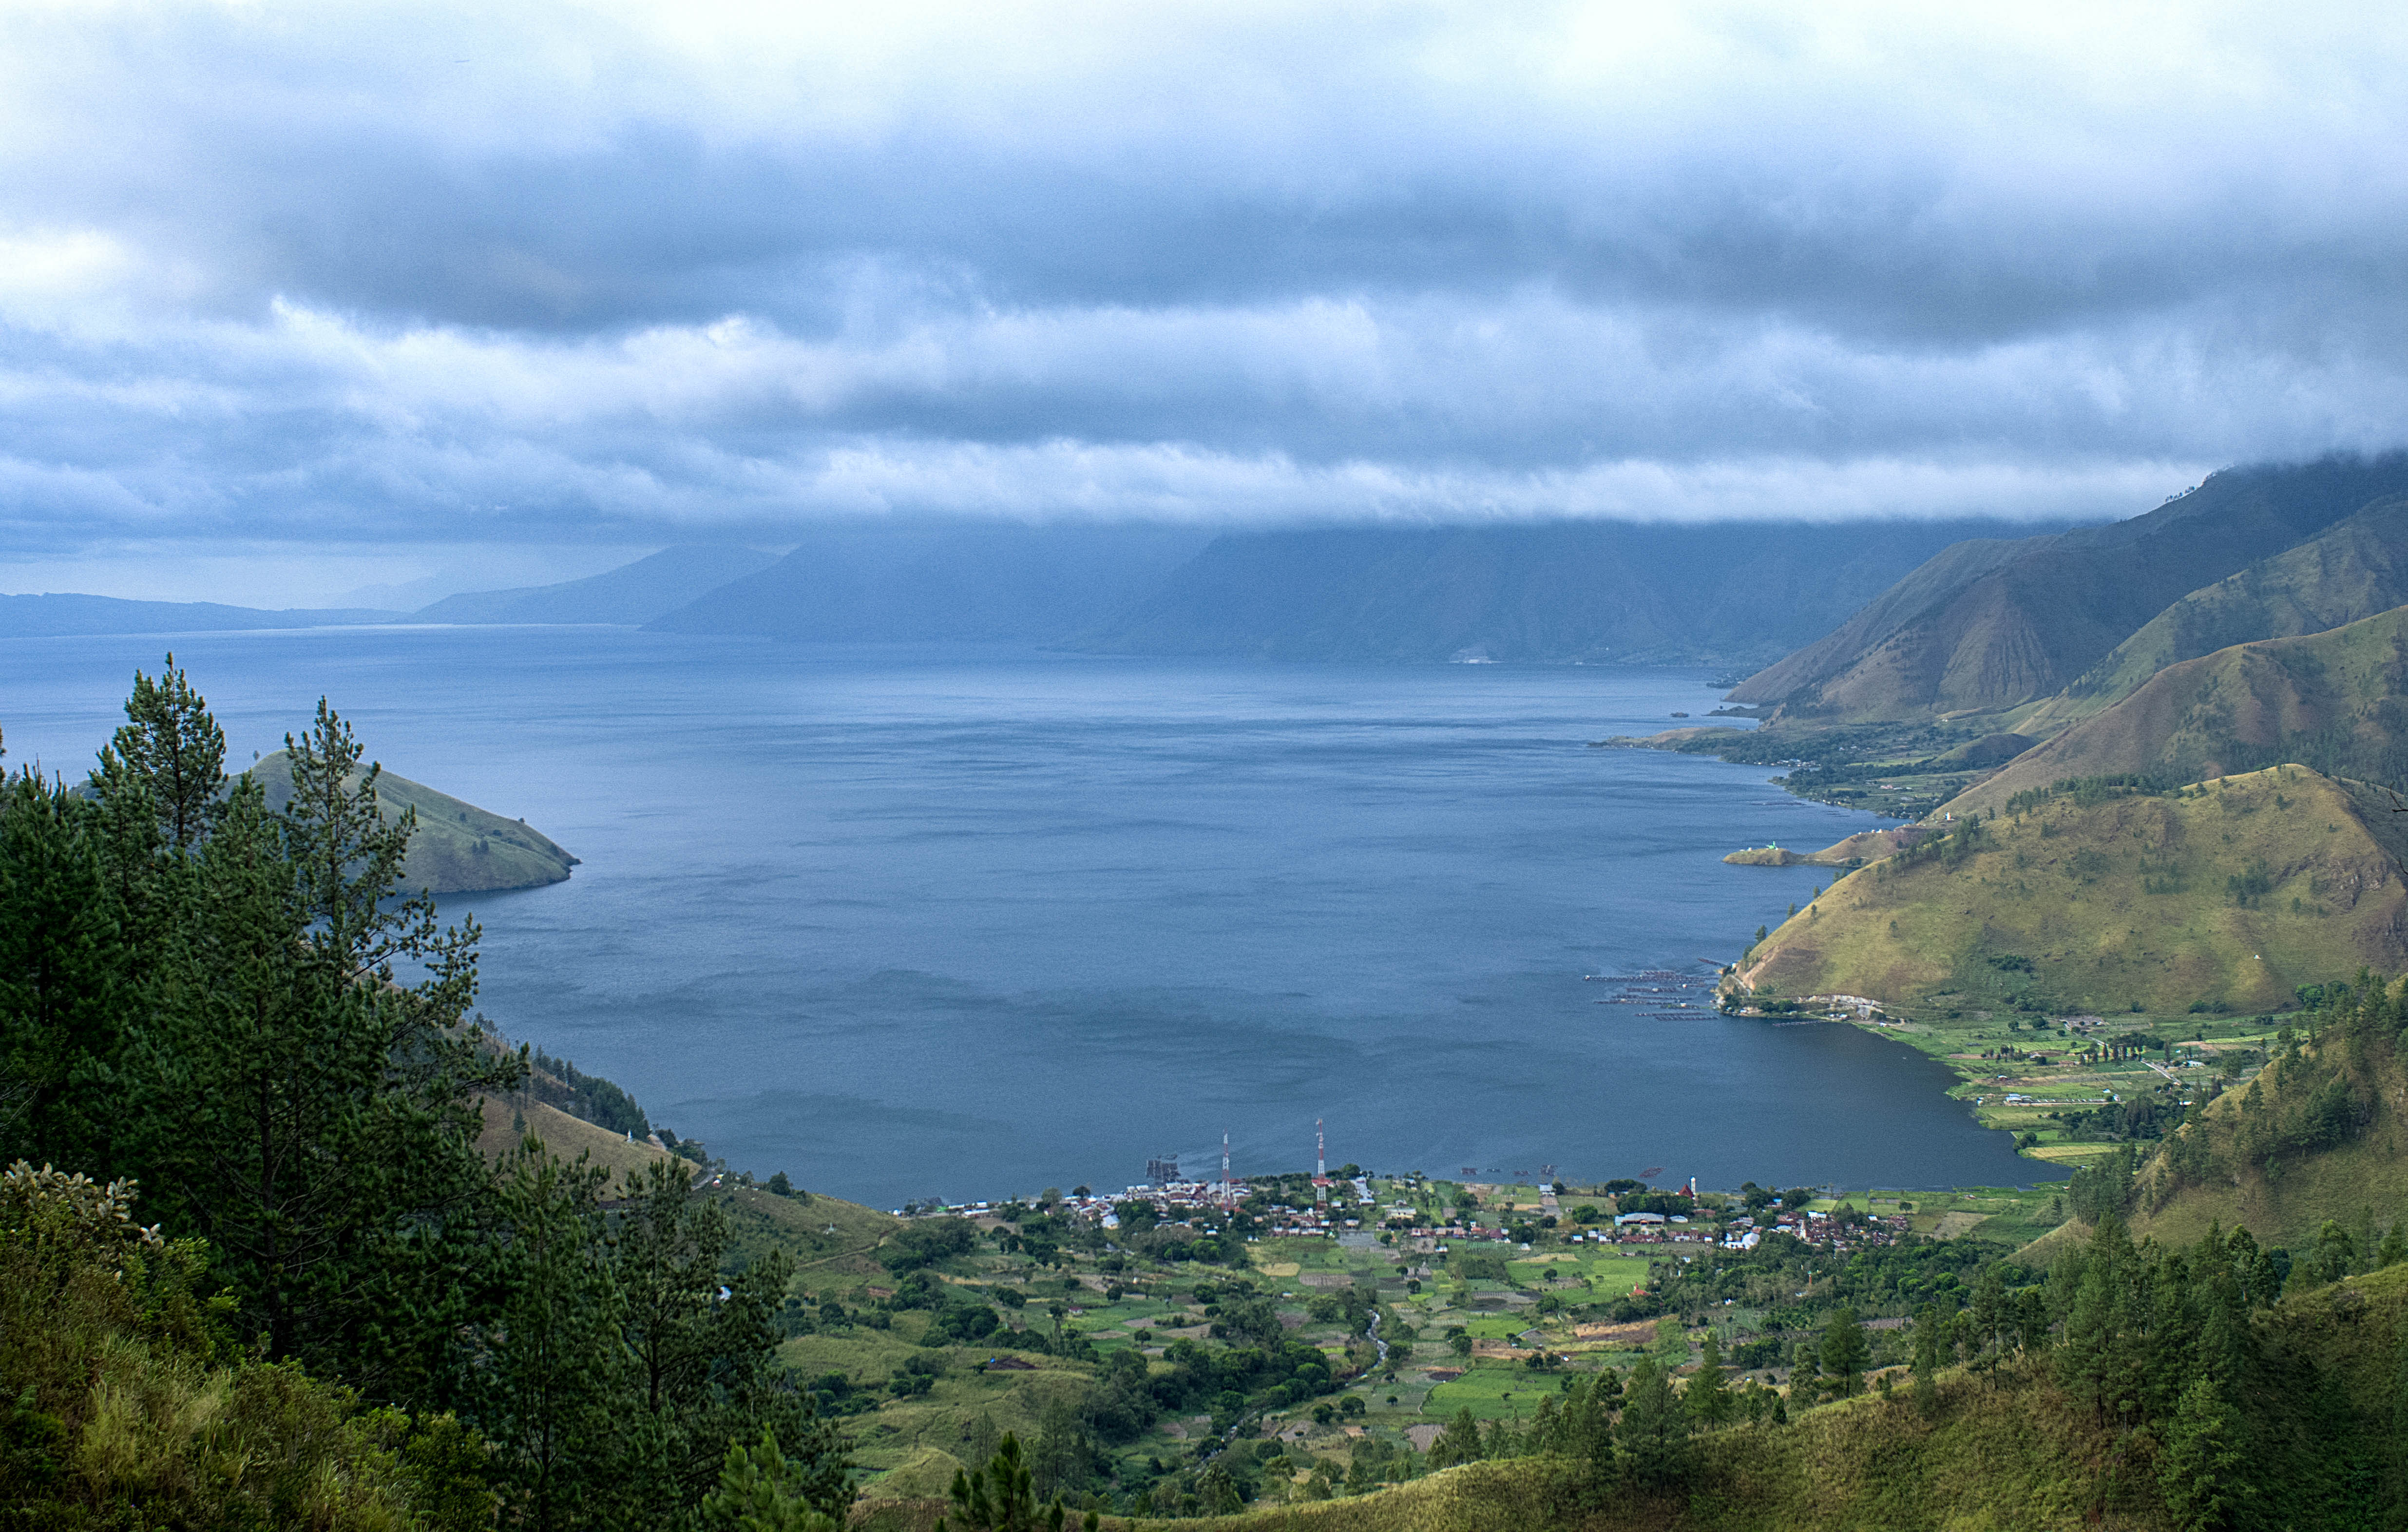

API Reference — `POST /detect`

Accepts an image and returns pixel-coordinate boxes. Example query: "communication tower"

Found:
[1313,1119,1330,1205]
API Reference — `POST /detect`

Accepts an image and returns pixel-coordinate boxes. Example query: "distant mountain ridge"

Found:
[645,521,1214,642]
[1730,454,2408,723]
[1067,518,2086,666]
[0,593,400,637]
[413,544,776,626]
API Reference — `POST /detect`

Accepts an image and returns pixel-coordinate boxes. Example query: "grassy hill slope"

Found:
[1944,604,2408,820]
[1738,766,2408,1016]
[473,1096,674,1194]
[2021,494,2408,733]
[1726,454,2408,726]
[248,749,576,894]
[2121,993,2408,1254]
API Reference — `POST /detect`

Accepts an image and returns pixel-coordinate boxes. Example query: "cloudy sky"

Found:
[4,0,2407,603]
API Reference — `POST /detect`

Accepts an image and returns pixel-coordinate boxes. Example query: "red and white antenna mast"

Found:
[1313,1119,1330,1205]
[1221,1133,1233,1209]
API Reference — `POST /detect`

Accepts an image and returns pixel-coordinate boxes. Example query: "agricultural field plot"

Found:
[1460,1315,1533,1340]
[762,1168,2099,1509]
[1423,1363,1575,1420]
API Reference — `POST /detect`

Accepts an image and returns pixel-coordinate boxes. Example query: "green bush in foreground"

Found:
[0,1158,494,1530]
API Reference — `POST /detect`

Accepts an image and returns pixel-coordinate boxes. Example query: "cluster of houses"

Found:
[916,1179,1913,1259]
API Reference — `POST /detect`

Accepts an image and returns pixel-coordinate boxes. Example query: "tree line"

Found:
[0,660,846,1529]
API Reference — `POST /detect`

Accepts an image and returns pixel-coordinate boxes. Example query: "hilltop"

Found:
[1726,453,2408,726]
[2020,493,2408,733]
[1941,603,2408,820]
[1736,765,2408,1017]
[246,748,577,894]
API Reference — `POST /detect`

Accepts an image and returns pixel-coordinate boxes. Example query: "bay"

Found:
[0,627,2050,1206]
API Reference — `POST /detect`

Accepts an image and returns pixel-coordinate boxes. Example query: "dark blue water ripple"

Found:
[0,630,2052,1206]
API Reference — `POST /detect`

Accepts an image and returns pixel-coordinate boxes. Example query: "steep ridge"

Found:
[1941,603,2408,819]
[246,749,577,894]
[1737,766,2408,1017]
[2019,494,2408,733]
[413,544,775,625]
[1728,453,2408,724]
[1071,518,2065,666]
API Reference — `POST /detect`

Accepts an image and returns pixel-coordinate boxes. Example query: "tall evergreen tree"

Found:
[95,653,227,856]
[1687,1330,1732,1424]
[2159,1375,2244,1532]
[1911,1303,1943,1417]
[0,773,125,1171]
[1616,1356,1690,1489]
[479,1145,626,1532]
[1819,1307,1869,1399]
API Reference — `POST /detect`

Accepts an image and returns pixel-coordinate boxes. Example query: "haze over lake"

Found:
[2,628,2047,1206]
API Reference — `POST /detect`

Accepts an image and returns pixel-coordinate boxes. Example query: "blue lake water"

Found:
[0,628,2052,1206]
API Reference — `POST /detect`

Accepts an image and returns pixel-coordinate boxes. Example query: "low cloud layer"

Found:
[4,1,2406,592]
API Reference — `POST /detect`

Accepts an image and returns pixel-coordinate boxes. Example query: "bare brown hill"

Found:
[1941,602,2408,820]
[1727,454,2408,726]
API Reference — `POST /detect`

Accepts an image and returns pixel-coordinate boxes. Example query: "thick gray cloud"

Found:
[3,0,2407,594]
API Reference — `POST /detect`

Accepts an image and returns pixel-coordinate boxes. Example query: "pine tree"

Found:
[0,773,126,1171]
[1911,1303,1942,1417]
[130,775,513,1372]
[1819,1307,1869,1399]
[2160,1375,2243,1529]
[945,1434,1039,1532]
[1429,1406,1483,1467]
[700,1427,841,1532]
[479,1144,625,1532]
[1687,1330,1732,1424]
[1616,1356,1690,1489]
[95,653,227,855]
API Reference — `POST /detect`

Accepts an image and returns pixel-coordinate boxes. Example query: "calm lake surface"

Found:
[1,628,2051,1205]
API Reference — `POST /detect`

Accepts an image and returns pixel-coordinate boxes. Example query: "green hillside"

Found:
[1726,454,2408,727]
[2117,980,2408,1254]
[2022,493,2408,733]
[1737,765,2408,1017]
[1159,1268,2408,1532]
[247,747,577,894]
[1944,603,2408,820]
